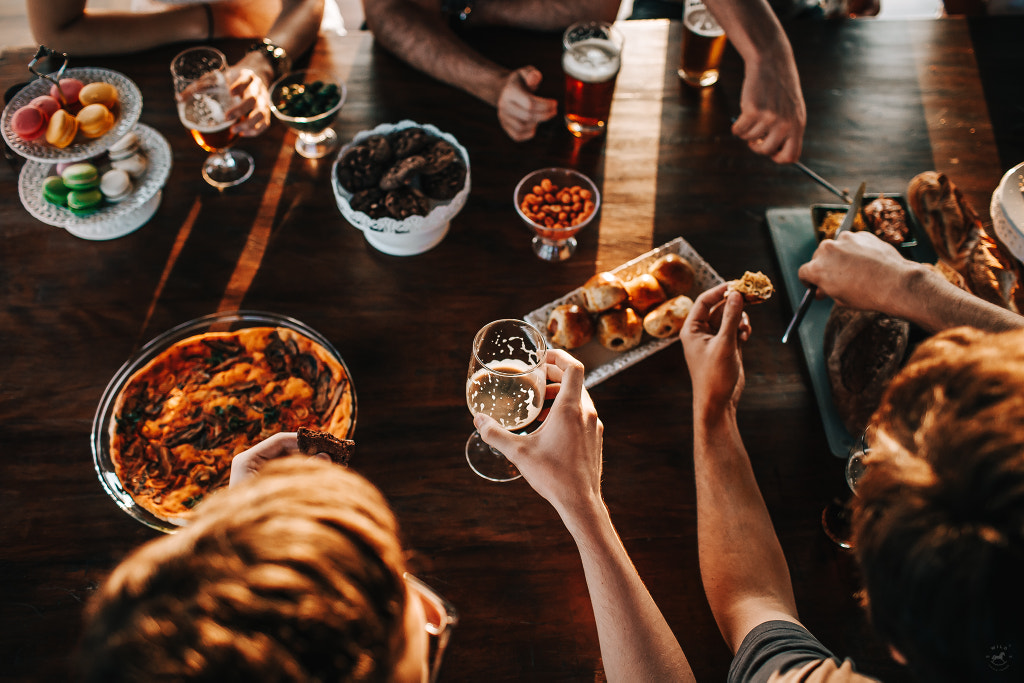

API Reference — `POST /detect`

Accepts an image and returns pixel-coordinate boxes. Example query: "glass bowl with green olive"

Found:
[270,70,347,158]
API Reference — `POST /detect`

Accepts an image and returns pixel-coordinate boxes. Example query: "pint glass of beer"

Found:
[678,0,727,88]
[171,47,255,188]
[562,21,624,138]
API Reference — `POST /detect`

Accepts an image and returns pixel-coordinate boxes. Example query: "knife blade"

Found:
[781,181,867,344]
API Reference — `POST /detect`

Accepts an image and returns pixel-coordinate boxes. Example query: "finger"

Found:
[546,349,584,396]
[689,283,729,325]
[738,312,752,342]
[226,97,256,122]
[771,133,801,164]
[474,413,518,454]
[717,291,746,342]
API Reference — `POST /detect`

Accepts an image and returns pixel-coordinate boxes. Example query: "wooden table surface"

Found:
[2,16,1022,682]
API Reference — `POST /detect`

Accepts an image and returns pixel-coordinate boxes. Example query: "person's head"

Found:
[79,458,455,682]
[852,326,1024,682]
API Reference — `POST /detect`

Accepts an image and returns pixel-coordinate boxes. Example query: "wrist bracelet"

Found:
[201,3,214,41]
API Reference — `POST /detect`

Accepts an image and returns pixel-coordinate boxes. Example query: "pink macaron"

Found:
[11,105,47,141]
[29,95,62,119]
[50,78,84,107]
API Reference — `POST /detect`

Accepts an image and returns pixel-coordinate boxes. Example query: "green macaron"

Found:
[61,163,100,191]
[67,188,104,214]
[41,176,71,207]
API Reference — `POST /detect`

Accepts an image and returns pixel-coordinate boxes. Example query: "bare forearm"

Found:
[704,0,791,66]
[472,0,619,30]
[264,0,324,58]
[693,406,798,652]
[561,498,695,682]
[892,263,1023,333]
[364,0,509,105]
[28,0,208,55]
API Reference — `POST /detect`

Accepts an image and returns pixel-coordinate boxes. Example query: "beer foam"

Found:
[178,91,233,132]
[684,8,725,38]
[562,38,621,83]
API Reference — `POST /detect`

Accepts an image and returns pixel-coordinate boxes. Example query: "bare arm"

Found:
[681,285,800,652]
[476,350,695,681]
[798,231,1024,333]
[705,0,806,163]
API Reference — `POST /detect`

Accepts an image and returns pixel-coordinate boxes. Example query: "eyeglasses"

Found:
[404,573,458,683]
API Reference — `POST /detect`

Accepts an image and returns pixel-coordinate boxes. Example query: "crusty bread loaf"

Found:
[643,295,694,339]
[907,170,1020,311]
[649,253,696,297]
[580,272,629,313]
[623,274,667,314]
[824,306,909,436]
[546,303,594,349]
[596,308,643,352]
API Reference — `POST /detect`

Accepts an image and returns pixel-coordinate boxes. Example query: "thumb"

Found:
[474,414,516,453]
[517,66,543,92]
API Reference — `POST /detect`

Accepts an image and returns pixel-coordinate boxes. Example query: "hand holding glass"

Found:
[465,319,548,482]
[171,47,254,188]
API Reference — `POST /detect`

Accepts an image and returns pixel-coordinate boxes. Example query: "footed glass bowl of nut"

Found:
[515,167,601,261]
[270,70,346,158]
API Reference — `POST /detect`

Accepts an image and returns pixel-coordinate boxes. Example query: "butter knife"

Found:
[781,181,867,344]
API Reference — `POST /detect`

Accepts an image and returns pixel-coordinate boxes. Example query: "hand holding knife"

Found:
[781,181,867,344]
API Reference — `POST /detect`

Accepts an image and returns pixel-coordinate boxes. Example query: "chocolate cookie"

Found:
[363,134,394,165]
[337,144,384,191]
[350,188,389,218]
[421,160,466,200]
[379,154,428,191]
[389,127,430,158]
[420,139,458,175]
[385,187,430,219]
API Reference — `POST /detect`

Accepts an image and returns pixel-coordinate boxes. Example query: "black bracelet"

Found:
[202,3,214,41]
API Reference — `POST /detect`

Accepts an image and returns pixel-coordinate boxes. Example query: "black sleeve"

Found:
[728,620,842,683]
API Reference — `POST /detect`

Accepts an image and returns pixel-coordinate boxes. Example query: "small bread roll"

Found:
[649,253,696,297]
[581,272,629,313]
[726,271,774,304]
[596,308,643,352]
[547,303,594,349]
[623,274,666,314]
[643,295,694,339]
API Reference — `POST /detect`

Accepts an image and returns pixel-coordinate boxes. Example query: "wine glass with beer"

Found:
[562,21,624,139]
[465,319,548,482]
[821,431,871,549]
[170,47,255,189]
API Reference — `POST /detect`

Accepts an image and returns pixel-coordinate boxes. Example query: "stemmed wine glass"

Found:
[821,431,870,549]
[170,47,254,189]
[465,319,548,482]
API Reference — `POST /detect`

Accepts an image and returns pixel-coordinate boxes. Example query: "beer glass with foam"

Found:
[171,47,255,188]
[562,21,624,138]
[678,0,727,88]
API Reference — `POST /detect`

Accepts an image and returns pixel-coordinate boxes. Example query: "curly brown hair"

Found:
[79,458,409,682]
[852,327,1024,682]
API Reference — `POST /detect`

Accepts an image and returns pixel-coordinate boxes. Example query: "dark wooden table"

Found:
[1,16,1021,682]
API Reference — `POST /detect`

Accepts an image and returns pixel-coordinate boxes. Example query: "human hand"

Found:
[731,47,806,164]
[474,349,604,523]
[496,66,559,142]
[798,230,918,314]
[225,54,273,137]
[229,432,329,487]
[681,284,748,417]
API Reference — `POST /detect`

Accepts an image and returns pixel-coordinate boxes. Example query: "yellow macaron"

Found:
[78,81,119,109]
[45,109,78,148]
[76,103,115,139]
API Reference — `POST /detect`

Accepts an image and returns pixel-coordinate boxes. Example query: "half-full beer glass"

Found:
[562,21,624,139]
[678,0,727,88]
[171,47,255,188]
